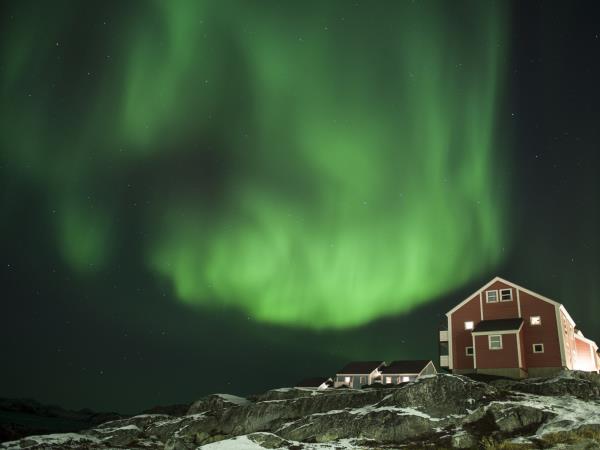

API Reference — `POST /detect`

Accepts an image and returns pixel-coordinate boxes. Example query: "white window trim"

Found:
[500,288,512,302]
[533,343,544,353]
[486,290,499,303]
[401,376,410,382]
[530,316,542,326]
[489,334,503,350]
[464,321,474,330]
[465,346,474,356]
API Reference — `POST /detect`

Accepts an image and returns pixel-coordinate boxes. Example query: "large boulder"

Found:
[83,424,145,447]
[85,414,178,448]
[463,402,555,438]
[187,394,250,415]
[492,371,600,400]
[277,406,449,444]
[377,374,500,417]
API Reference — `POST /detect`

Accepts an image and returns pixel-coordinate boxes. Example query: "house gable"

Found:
[444,276,599,377]
[446,277,571,372]
[447,277,572,318]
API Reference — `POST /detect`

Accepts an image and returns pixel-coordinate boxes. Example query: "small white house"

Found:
[334,361,384,388]
[295,377,333,390]
[380,360,437,384]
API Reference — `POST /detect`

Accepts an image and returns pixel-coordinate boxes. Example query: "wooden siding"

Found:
[561,309,575,369]
[481,281,519,320]
[574,336,596,372]
[450,295,479,370]
[519,290,562,368]
[474,334,519,369]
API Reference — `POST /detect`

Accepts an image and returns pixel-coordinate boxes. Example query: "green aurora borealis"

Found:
[1,1,509,329]
[4,0,600,414]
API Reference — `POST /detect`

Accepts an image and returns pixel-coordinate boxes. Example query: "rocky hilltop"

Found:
[2,371,600,449]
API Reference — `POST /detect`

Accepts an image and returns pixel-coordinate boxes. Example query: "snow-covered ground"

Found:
[504,392,600,437]
[198,433,363,450]
[1,433,99,449]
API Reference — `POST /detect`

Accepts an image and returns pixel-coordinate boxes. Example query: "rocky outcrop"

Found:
[377,374,501,417]
[491,370,600,400]
[2,372,600,449]
[164,388,391,449]
[277,407,448,443]
[186,393,250,415]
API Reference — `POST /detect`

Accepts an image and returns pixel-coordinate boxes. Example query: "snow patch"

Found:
[197,435,267,450]
[215,393,250,405]
[94,424,141,433]
[198,433,370,449]
[350,404,444,421]
[1,432,100,449]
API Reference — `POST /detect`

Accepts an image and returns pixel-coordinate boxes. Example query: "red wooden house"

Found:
[439,277,600,378]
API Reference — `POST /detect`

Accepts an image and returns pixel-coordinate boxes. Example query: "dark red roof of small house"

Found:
[337,361,384,374]
[472,318,524,332]
[380,360,432,374]
[295,377,332,388]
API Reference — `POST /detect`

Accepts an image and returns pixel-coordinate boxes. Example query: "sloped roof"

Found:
[295,377,332,388]
[337,361,384,374]
[446,277,573,323]
[380,360,432,374]
[473,318,523,332]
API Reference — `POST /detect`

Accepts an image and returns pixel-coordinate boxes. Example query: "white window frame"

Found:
[385,376,392,384]
[489,334,503,350]
[344,376,351,384]
[486,290,498,303]
[401,376,410,382]
[359,376,365,384]
[533,343,544,353]
[530,316,541,326]
[464,321,474,330]
[500,288,512,302]
[465,346,474,356]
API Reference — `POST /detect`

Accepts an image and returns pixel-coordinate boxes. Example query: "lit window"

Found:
[466,346,474,356]
[489,335,502,350]
[533,343,544,353]
[486,290,498,303]
[530,316,542,326]
[500,289,512,301]
[385,376,392,384]
[402,376,410,382]
[344,376,351,384]
[465,321,474,330]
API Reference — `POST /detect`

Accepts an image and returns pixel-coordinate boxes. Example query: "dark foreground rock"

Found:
[2,372,600,449]
[490,370,600,400]
[0,398,125,444]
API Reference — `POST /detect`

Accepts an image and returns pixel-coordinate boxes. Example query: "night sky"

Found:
[1,1,599,414]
